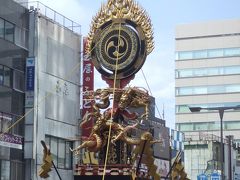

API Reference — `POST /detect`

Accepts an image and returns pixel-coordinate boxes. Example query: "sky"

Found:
[36,0,240,129]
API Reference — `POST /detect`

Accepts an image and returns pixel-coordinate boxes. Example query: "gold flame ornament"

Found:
[86,0,154,55]
[86,0,155,80]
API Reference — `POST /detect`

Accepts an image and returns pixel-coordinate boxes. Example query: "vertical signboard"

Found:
[26,57,35,91]
[81,37,94,137]
[152,121,170,159]
[25,57,35,108]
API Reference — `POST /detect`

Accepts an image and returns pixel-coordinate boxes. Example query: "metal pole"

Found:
[227,136,232,180]
[219,109,224,180]
[166,151,182,178]
[136,140,147,176]
[52,161,62,180]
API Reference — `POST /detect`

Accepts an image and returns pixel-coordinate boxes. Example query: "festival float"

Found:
[39,0,188,179]
[70,0,162,179]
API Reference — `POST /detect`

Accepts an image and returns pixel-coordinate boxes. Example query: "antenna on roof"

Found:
[162,103,165,120]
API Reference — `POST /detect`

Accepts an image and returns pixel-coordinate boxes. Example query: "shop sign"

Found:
[0,133,23,149]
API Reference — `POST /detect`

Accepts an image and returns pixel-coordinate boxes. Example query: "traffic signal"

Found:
[38,141,53,178]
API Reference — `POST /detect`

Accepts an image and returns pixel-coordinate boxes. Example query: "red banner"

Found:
[82,37,94,137]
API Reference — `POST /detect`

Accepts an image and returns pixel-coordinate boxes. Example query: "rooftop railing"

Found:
[185,132,228,144]
[19,1,81,35]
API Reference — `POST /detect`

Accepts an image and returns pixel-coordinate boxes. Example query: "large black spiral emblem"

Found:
[91,19,147,79]
[105,34,128,59]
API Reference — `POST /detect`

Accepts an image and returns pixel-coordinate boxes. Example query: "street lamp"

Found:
[189,105,240,180]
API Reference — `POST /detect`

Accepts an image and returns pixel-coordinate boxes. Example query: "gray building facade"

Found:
[0,0,29,179]
[24,3,81,180]
[0,0,81,179]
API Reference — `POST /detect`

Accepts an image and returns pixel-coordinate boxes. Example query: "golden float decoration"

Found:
[86,0,154,55]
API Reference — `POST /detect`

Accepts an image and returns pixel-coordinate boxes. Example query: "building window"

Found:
[224,66,240,74]
[45,136,73,169]
[176,69,193,78]
[10,161,24,180]
[208,67,221,76]
[50,136,58,163]
[65,142,72,169]
[0,18,4,38]
[176,87,192,95]
[0,65,3,85]
[3,66,12,87]
[58,139,65,168]
[0,112,12,133]
[193,86,207,94]
[0,112,24,136]
[176,47,240,60]
[224,48,240,56]
[194,122,209,131]
[10,114,24,136]
[0,65,13,88]
[177,121,240,132]
[0,146,10,160]
[176,66,240,78]
[176,102,240,113]
[208,49,223,58]
[1,160,10,180]
[14,26,29,49]
[176,84,240,96]
[5,21,14,42]
[0,160,23,180]
[0,18,15,43]
[13,70,24,92]
[177,123,193,131]
[0,17,28,48]
[193,50,207,59]
[208,85,224,94]
[0,64,25,90]
[177,51,193,60]
[194,68,207,77]
[226,85,240,93]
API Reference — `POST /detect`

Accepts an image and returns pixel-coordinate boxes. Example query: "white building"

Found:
[175,19,240,179]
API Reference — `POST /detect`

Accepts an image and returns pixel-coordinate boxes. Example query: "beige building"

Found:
[175,19,240,179]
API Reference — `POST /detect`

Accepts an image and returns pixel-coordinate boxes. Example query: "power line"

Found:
[141,69,163,120]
